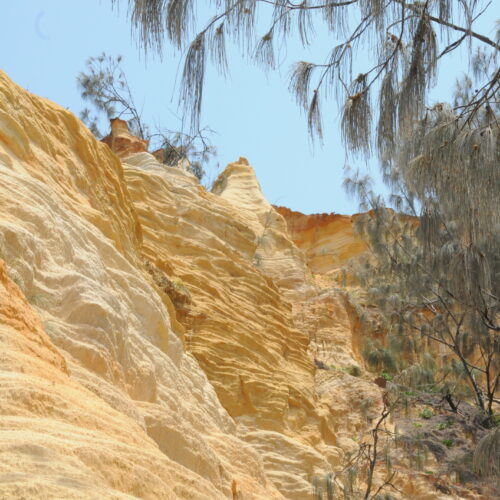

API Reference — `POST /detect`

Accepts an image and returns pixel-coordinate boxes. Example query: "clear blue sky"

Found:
[1,1,497,214]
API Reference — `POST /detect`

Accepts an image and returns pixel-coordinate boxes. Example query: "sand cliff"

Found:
[0,70,389,499]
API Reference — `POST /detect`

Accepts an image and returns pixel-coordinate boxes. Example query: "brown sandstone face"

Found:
[275,206,367,275]
[101,117,149,157]
[0,259,68,377]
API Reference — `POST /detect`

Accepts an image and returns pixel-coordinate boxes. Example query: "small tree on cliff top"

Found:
[77,52,216,181]
[78,53,146,139]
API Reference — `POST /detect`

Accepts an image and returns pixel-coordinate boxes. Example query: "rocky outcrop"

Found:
[102,118,149,157]
[212,160,314,295]
[0,71,282,499]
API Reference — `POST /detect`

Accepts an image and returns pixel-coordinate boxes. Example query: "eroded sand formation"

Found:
[0,71,464,499]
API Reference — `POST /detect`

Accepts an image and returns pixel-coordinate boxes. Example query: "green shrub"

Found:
[437,420,454,431]
[420,409,433,419]
[172,277,186,289]
[347,365,362,377]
